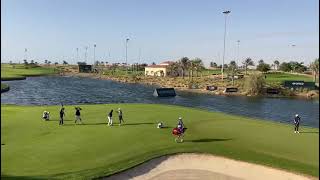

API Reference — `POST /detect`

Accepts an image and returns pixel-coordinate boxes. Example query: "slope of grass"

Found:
[1,83,10,93]
[1,104,318,179]
[1,64,56,80]
[265,72,313,84]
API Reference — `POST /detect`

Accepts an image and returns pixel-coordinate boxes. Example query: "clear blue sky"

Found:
[1,0,319,66]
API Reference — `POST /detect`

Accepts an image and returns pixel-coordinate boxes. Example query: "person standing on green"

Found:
[107,109,113,126]
[75,107,82,124]
[117,108,124,125]
[59,107,65,125]
[294,114,301,133]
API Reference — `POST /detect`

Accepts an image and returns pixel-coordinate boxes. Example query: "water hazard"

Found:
[1,76,319,128]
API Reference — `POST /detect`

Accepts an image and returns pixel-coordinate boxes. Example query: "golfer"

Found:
[117,108,124,125]
[294,114,301,133]
[75,107,82,124]
[108,109,113,126]
[42,111,50,121]
[59,107,65,125]
[177,117,185,133]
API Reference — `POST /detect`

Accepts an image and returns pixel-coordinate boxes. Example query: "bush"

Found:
[256,63,271,73]
[243,73,266,95]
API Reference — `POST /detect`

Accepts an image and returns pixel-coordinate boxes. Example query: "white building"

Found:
[144,61,173,77]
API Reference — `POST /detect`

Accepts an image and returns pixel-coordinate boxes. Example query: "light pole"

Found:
[125,38,130,74]
[237,40,240,67]
[222,10,231,81]
[76,48,79,62]
[24,48,28,61]
[93,44,96,65]
[84,46,88,64]
[291,44,296,72]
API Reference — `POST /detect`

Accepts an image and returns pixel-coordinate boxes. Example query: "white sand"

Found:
[104,153,316,180]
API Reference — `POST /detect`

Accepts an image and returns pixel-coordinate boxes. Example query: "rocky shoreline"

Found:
[63,72,319,100]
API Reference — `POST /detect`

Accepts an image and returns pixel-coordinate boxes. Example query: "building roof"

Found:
[145,65,168,68]
[159,61,174,65]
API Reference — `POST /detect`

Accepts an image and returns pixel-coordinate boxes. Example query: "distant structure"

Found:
[78,64,92,73]
[153,88,176,97]
[145,61,174,77]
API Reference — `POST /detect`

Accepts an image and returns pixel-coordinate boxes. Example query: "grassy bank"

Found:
[265,72,314,85]
[1,83,10,93]
[1,64,56,80]
[1,104,318,179]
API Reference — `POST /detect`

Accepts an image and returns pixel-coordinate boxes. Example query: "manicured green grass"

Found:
[265,72,313,84]
[1,64,56,80]
[207,69,222,74]
[1,104,318,179]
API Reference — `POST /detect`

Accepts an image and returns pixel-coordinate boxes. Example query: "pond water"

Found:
[1,76,319,128]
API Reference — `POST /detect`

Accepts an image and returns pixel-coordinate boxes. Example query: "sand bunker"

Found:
[103,153,315,180]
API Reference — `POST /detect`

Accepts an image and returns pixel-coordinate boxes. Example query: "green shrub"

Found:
[243,73,266,95]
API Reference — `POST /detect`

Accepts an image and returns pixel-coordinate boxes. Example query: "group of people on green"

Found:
[43,106,124,126]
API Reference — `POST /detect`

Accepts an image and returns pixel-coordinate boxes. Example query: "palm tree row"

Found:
[167,57,205,78]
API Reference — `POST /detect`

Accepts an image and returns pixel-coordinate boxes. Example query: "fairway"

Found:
[265,72,313,84]
[1,104,318,179]
[1,64,56,80]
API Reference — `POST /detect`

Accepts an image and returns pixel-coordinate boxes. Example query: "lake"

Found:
[1,76,319,128]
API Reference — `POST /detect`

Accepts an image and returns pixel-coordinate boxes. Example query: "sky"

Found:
[1,0,319,66]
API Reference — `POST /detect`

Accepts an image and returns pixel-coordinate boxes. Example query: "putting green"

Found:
[1,104,318,179]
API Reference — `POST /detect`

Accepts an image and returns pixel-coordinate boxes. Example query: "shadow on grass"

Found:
[45,120,73,122]
[1,175,44,180]
[185,138,233,143]
[299,131,319,134]
[123,122,155,126]
[59,122,155,126]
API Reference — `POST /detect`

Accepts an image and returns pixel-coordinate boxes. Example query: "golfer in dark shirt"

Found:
[294,114,301,133]
[75,107,82,124]
[108,109,113,126]
[59,108,65,125]
[118,108,124,125]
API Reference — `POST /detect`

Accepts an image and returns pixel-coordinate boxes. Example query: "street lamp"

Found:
[93,44,96,65]
[125,38,130,74]
[76,48,79,62]
[24,48,28,62]
[291,44,296,61]
[84,46,88,64]
[237,40,240,67]
[222,10,231,81]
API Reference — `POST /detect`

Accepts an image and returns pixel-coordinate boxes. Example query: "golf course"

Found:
[1,103,318,179]
[1,64,56,81]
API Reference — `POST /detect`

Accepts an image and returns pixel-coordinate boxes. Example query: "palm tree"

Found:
[274,60,280,70]
[310,58,319,83]
[228,61,237,86]
[167,62,179,77]
[258,59,264,65]
[179,57,189,79]
[243,58,254,75]
[192,58,204,77]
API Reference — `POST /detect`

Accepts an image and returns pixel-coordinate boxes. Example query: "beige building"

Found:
[145,61,173,77]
